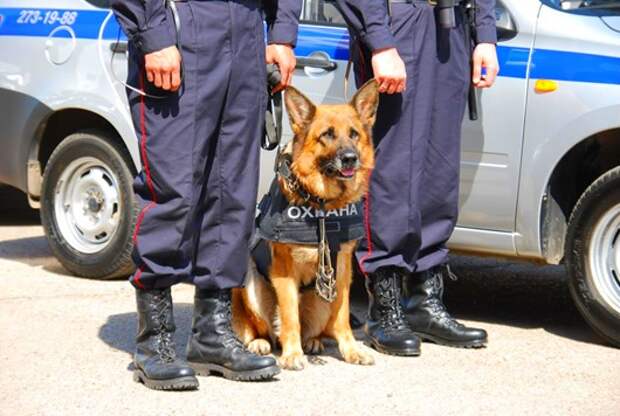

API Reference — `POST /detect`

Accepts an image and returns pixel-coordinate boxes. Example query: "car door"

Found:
[515,0,620,258]
[292,0,352,105]
[450,0,539,255]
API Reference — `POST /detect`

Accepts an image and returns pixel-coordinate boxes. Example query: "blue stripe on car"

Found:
[0,8,109,39]
[529,47,620,85]
[1,7,619,85]
[295,25,350,61]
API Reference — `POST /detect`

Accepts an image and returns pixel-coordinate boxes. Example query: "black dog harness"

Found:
[251,176,365,301]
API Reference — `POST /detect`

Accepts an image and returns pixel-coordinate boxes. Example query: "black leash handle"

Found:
[263,64,283,151]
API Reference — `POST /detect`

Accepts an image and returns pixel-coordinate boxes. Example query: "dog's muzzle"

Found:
[326,149,359,180]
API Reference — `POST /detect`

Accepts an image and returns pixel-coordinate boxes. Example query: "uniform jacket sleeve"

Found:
[474,0,498,44]
[263,0,302,46]
[335,0,395,52]
[110,0,177,54]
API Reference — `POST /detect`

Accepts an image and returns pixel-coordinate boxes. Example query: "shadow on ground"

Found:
[0,185,58,269]
[0,186,118,277]
[0,186,40,226]
[0,232,76,276]
[445,256,607,347]
[98,300,368,367]
[98,256,612,367]
[0,233,81,276]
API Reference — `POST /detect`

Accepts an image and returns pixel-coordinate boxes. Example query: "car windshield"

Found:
[560,0,620,10]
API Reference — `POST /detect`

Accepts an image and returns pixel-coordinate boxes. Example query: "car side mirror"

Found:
[496,3,518,42]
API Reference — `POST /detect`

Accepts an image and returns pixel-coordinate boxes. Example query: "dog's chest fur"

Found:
[289,245,320,285]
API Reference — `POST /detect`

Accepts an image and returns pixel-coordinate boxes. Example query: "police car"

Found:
[1,0,619,347]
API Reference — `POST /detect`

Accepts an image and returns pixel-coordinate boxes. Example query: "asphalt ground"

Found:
[1,186,618,416]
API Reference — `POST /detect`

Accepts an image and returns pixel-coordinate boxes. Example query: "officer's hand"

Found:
[266,44,296,93]
[371,48,406,95]
[472,43,499,89]
[144,46,182,92]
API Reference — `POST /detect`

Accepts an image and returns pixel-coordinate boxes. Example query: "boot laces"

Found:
[427,268,463,330]
[377,278,410,333]
[219,295,248,350]
[152,291,177,363]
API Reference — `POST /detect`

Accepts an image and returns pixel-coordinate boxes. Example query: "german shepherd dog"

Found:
[232,80,379,370]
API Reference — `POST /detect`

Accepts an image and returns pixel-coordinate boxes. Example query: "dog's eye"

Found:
[349,128,359,140]
[321,127,335,140]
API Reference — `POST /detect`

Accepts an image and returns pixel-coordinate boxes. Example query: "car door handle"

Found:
[295,56,337,71]
[110,41,128,54]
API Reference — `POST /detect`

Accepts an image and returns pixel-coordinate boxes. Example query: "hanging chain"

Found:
[315,205,337,303]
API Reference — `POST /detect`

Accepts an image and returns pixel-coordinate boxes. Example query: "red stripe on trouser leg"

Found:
[358,170,374,277]
[132,201,156,244]
[133,265,145,289]
[139,74,157,203]
[131,71,159,285]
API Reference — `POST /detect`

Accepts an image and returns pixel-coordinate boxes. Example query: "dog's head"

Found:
[283,79,379,208]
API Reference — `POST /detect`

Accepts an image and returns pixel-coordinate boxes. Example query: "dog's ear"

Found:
[285,86,316,134]
[350,79,379,128]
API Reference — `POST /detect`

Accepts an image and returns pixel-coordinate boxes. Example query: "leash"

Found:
[315,202,337,303]
[264,64,283,150]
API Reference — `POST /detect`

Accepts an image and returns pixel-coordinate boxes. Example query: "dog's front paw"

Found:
[279,352,307,371]
[303,338,325,355]
[247,338,272,355]
[341,345,375,366]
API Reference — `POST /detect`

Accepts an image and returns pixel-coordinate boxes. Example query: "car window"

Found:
[302,0,346,26]
[541,0,620,15]
[302,0,515,28]
[84,0,110,8]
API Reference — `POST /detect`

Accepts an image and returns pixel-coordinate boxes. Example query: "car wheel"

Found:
[566,166,620,347]
[40,131,137,279]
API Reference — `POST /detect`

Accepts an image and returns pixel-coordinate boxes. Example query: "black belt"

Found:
[389,0,433,3]
[389,0,464,5]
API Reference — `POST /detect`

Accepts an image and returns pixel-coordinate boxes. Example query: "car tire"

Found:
[566,166,620,347]
[40,131,137,279]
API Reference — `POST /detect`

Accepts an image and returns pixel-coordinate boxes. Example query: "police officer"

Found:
[335,0,499,355]
[111,0,301,390]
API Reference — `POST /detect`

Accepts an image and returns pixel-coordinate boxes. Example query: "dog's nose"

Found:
[339,150,359,168]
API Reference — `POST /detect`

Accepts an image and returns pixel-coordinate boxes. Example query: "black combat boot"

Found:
[402,265,488,348]
[186,289,280,381]
[365,267,421,356]
[133,288,199,390]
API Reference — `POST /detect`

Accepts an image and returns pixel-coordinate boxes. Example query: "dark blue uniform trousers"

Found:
[354,3,470,274]
[127,1,266,290]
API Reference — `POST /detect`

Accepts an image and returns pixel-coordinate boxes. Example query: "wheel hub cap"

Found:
[54,157,121,254]
[588,206,620,315]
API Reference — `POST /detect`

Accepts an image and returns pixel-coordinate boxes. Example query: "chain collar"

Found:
[277,154,329,207]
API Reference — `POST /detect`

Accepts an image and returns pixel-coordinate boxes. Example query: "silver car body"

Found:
[1,0,619,266]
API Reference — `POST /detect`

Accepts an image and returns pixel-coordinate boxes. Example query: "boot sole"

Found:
[133,369,199,391]
[365,339,421,357]
[414,332,488,349]
[188,362,280,382]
